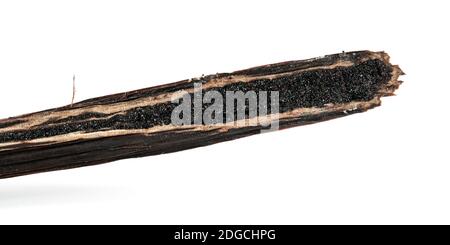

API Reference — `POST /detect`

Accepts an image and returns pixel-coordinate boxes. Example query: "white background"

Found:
[0,0,448,224]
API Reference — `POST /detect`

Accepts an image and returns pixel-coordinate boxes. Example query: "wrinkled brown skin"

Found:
[0,51,403,179]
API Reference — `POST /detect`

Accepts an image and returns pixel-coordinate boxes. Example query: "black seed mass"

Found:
[0,59,392,143]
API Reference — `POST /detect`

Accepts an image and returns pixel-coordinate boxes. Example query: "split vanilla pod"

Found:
[0,51,403,178]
